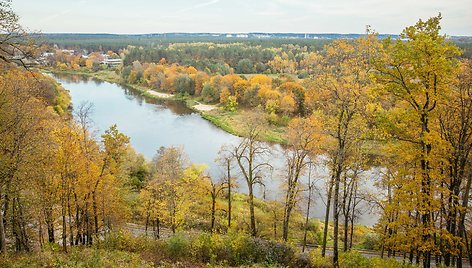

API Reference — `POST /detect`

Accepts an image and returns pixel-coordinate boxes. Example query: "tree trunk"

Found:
[227,159,232,229]
[333,170,341,267]
[145,213,149,236]
[248,184,256,237]
[322,176,334,257]
[349,181,358,250]
[302,185,312,252]
[211,193,216,233]
[61,208,67,251]
[283,205,293,241]
[0,189,7,254]
[343,213,349,252]
[61,184,67,252]
[458,170,472,267]
[92,191,99,235]
[67,193,74,246]
[420,114,432,268]
[273,209,277,239]
[45,207,55,243]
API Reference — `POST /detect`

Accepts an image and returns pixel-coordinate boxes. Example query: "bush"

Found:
[102,230,157,253]
[309,249,332,268]
[370,257,416,268]
[190,233,219,263]
[339,251,372,268]
[293,252,313,268]
[361,233,381,250]
[187,231,296,266]
[166,233,190,260]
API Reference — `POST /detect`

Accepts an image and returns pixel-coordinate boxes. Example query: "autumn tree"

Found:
[229,115,272,237]
[308,34,378,265]
[203,176,228,233]
[0,69,57,252]
[375,15,461,268]
[443,60,472,267]
[281,117,322,241]
[143,147,206,234]
[217,148,238,229]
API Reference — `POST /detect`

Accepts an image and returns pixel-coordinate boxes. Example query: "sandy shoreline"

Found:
[193,102,217,111]
[147,90,173,98]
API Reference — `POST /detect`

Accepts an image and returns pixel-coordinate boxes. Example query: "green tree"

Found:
[237,59,254,74]
[174,74,195,95]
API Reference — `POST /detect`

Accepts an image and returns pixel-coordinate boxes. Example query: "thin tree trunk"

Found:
[333,169,341,267]
[0,189,7,254]
[248,184,256,237]
[210,193,216,233]
[322,176,334,257]
[302,184,312,252]
[61,204,67,251]
[349,181,358,250]
[227,159,232,229]
[92,191,98,235]
[458,171,472,267]
[343,213,349,252]
[283,205,293,241]
[67,190,73,246]
[145,213,149,236]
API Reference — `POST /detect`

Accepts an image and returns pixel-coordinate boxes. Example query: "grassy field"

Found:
[201,109,288,144]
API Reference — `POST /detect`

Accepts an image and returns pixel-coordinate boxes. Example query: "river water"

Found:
[51,73,378,226]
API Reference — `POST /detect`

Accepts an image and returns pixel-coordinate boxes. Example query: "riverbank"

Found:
[43,68,288,144]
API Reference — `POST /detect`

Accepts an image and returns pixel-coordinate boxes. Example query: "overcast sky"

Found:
[12,0,472,35]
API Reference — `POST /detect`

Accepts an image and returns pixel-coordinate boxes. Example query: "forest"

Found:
[2,0,472,267]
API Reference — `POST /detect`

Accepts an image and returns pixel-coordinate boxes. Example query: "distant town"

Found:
[42,32,472,40]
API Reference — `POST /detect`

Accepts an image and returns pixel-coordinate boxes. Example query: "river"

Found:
[51,73,378,226]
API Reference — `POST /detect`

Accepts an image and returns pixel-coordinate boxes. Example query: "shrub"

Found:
[370,257,413,268]
[361,233,381,250]
[166,233,190,260]
[225,95,238,111]
[187,231,296,266]
[293,252,313,268]
[102,230,157,253]
[191,233,218,263]
[339,251,372,268]
[309,249,332,268]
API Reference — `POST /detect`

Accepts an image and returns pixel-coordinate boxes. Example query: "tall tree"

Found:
[230,116,271,237]
[281,117,322,241]
[308,33,377,265]
[375,14,461,268]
